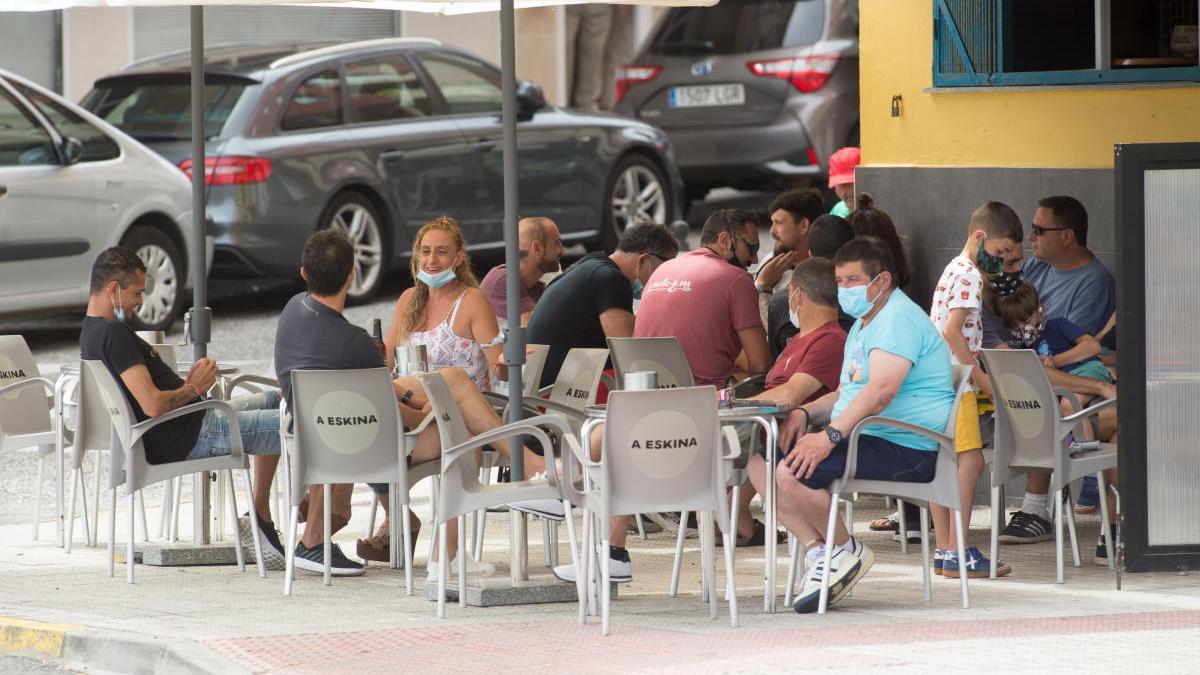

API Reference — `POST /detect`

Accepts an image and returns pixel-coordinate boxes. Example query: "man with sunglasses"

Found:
[634,208,771,387]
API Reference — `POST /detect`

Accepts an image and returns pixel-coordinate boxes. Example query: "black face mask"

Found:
[989,269,1023,297]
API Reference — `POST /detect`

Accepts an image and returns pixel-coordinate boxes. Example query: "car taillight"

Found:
[615,64,663,103]
[178,156,271,186]
[746,55,839,93]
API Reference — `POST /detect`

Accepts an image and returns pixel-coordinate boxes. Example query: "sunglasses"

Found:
[728,229,760,257]
[1031,224,1069,236]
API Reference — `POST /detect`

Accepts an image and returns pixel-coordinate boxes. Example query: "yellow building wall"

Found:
[860,0,1200,169]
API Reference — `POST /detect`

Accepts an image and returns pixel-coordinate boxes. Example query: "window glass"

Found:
[15,84,120,162]
[0,87,57,166]
[418,52,502,115]
[650,0,825,55]
[346,55,432,122]
[280,69,343,131]
[82,80,245,142]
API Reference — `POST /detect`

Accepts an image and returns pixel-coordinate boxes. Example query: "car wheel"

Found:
[601,154,671,251]
[321,192,388,303]
[121,226,184,332]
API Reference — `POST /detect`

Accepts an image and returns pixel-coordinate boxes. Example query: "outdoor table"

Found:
[582,400,789,613]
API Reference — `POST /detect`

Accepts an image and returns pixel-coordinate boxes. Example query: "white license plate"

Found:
[668,84,746,108]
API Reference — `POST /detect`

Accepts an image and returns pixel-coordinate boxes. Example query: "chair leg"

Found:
[227,471,246,573]
[635,513,647,540]
[66,469,79,554]
[547,521,559,568]
[601,534,612,636]
[169,476,182,543]
[953,509,969,609]
[137,491,149,542]
[579,507,592,624]
[784,534,798,607]
[817,493,840,615]
[668,510,688,597]
[990,485,1001,579]
[92,457,102,547]
[244,469,265,578]
[426,478,441,567]
[897,499,908,554]
[366,492,380,538]
[322,484,332,587]
[157,479,172,539]
[920,506,932,602]
[386,487,397,571]
[726,487,740,602]
[284,505,300,596]
[437,521,448,619]
[1065,489,1081,567]
[402,501,414,596]
[458,515,467,608]
[542,518,552,567]
[1054,488,1066,584]
[32,453,45,541]
[106,487,116,578]
[126,492,135,584]
[844,499,854,535]
[1096,471,1115,570]
[562,501,584,619]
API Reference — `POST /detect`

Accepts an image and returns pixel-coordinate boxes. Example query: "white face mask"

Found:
[111,288,127,323]
[787,290,801,329]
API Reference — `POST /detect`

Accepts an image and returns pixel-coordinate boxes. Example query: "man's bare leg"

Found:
[299,483,354,548]
[252,455,278,522]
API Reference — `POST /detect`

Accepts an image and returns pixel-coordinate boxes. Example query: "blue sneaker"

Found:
[933,549,946,576]
[1075,475,1099,514]
[942,546,1011,579]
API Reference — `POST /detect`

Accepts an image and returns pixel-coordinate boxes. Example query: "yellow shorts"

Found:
[954,391,984,453]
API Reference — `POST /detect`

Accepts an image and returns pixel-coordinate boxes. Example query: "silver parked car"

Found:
[613,0,859,204]
[82,38,684,302]
[0,68,201,331]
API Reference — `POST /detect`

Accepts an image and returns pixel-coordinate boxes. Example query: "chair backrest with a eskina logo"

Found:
[82,360,137,490]
[978,349,1065,477]
[545,347,609,412]
[606,337,694,389]
[290,368,402,502]
[70,360,115,467]
[0,335,54,441]
[602,386,727,521]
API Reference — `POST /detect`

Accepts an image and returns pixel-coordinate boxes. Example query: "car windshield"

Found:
[649,0,826,55]
[82,79,247,141]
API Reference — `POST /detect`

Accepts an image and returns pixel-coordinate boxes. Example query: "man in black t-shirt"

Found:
[527,223,679,387]
[80,247,282,557]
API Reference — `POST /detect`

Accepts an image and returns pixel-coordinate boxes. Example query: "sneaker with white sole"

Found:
[293,542,364,576]
[238,511,286,571]
[792,538,873,614]
[426,555,497,582]
[942,546,1011,578]
[552,545,632,584]
[507,498,565,521]
[998,510,1053,544]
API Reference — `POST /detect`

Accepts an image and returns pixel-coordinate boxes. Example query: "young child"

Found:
[991,281,1110,384]
[928,201,1024,579]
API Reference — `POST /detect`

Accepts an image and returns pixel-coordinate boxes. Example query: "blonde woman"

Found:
[384,216,500,391]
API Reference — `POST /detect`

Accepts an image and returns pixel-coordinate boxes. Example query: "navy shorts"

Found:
[783,433,937,490]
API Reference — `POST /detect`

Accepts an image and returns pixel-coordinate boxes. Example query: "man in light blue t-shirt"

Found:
[776,236,954,614]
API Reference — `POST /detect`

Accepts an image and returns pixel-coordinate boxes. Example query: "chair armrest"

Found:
[721,425,742,461]
[439,415,570,480]
[537,384,554,397]
[1052,388,1082,414]
[844,416,952,482]
[1061,396,1117,425]
[128,399,242,456]
[516,396,587,421]
[226,374,280,396]
[0,376,55,399]
[404,410,436,438]
[481,391,510,409]
[600,373,616,393]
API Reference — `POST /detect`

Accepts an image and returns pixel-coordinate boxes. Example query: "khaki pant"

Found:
[566,4,614,110]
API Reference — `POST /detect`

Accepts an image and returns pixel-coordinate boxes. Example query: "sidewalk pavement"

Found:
[2,490,1199,674]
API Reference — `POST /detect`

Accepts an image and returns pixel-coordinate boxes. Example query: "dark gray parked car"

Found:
[82,38,683,301]
[613,0,858,203]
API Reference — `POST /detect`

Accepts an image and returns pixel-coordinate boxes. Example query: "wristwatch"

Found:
[824,425,844,445]
[399,389,413,405]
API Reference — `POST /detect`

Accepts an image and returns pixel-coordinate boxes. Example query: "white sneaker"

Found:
[426,555,496,582]
[791,538,872,614]
[552,546,632,583]
[507,497,566,521]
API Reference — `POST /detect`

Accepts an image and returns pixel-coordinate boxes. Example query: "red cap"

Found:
[827,146,861,188]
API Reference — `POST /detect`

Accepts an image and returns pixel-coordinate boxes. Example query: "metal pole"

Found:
[189,5,212,545]
[500,0,529,582]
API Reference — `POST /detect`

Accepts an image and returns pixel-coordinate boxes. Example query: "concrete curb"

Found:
[1,616,246,674]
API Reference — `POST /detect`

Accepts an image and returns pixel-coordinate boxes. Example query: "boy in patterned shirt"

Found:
[928,201,1024,579]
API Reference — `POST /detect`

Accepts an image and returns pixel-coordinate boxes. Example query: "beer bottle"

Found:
[371,318,386,360]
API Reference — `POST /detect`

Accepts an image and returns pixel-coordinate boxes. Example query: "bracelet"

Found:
[399,389,413,405]
[186,382,202,399]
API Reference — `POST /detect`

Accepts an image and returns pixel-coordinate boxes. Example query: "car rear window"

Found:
[82,79,246,142]
[649,0,826,55]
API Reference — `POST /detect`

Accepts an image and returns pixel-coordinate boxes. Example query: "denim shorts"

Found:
[186,390,282,460]
[789,433,937,490]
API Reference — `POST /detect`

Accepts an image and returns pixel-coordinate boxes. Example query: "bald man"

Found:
[480,217,565,326]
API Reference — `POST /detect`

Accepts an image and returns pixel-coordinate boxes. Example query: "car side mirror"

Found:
[62,137,83,165]
[516,80,546,117]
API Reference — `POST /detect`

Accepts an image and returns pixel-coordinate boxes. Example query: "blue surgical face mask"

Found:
[632,278,644,300]
[112,288,127,323]
[837,274,883,319]
[417,268,456,289]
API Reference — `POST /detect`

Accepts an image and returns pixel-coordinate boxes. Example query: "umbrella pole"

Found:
[189,4,212,545]
[500,0,528,583]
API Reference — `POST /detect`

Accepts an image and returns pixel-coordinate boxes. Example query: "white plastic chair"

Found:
[282,367,438,595]
[817,365,974,614]
[82,360,264,583]
[417,370,579,619]
[979,349,1118,584]
[566,386,738,635]
[0,335,69,544]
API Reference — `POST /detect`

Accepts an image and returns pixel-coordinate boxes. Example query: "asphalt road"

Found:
[0,189,776,526]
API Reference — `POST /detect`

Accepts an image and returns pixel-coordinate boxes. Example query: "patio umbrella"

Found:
[6,0,714,553]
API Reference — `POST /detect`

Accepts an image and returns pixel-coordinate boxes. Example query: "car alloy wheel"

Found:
[327,196,385,301]
[121,226,184,332]
[609,159,668,244]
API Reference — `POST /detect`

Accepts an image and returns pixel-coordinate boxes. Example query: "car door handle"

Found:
[379,149,406,161]
[0,185,7,199]
[474,139,498,152]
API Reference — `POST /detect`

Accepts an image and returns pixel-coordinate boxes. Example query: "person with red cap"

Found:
[828,147,861,218]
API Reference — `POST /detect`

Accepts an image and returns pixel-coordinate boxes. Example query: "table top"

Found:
[584,400,789,419]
